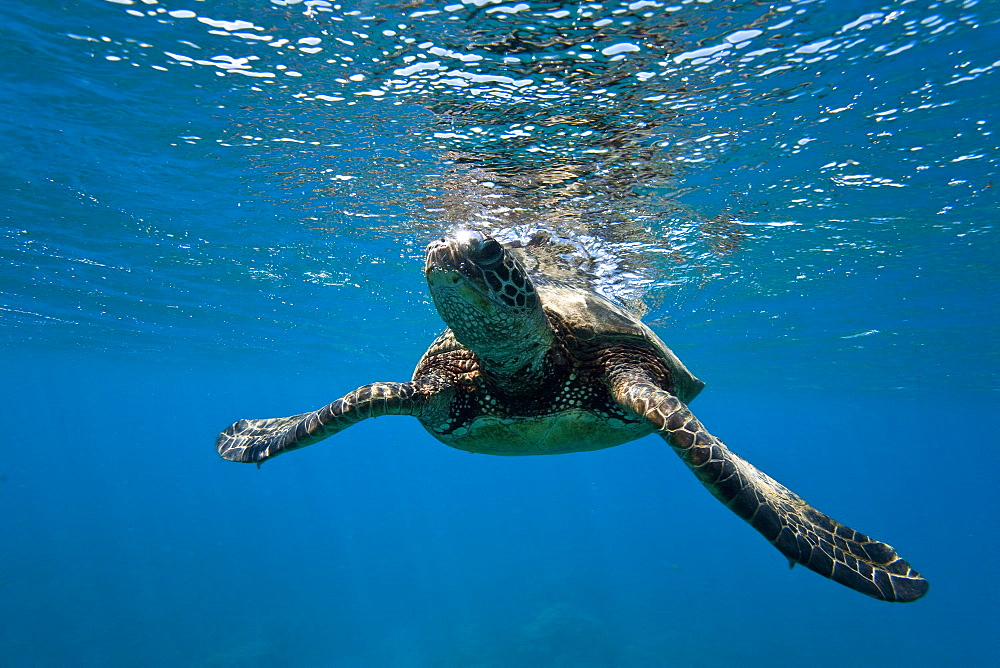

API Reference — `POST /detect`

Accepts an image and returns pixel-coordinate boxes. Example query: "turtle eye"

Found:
[476,238,504,266]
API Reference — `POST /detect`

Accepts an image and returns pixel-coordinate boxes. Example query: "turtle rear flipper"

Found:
[609,372,928,602]
[216,381,443,466]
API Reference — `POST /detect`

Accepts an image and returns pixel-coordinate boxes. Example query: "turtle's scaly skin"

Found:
[607,365,927,603]
[215,381,444,464]
[216,231,928,603]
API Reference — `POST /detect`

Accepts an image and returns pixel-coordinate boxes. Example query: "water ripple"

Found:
[0,0,996,386]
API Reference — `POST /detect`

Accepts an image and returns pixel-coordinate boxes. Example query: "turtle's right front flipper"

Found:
[607,369,928,602]
[216,381,443,466]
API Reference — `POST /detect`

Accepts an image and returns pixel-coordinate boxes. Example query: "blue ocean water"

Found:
[1,0,998,665]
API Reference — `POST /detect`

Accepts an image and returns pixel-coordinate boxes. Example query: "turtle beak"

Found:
[425,237,495,312]
[425,237,460,272]
[425,235,479,278]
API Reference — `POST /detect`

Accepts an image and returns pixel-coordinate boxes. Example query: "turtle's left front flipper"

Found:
[608,369,928,602]
[216,381,446,466]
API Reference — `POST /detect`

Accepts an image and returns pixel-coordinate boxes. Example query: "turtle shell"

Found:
[533,279,706,404]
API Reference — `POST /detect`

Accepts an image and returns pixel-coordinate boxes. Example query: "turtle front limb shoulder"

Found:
[605,363,928,603]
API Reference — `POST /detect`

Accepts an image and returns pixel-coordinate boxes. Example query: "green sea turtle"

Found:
[216,231,928,602]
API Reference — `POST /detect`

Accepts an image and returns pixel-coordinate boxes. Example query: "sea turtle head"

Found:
[425,231,553,366]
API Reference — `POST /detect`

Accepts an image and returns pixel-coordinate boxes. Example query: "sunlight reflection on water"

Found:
[84,0,992,253]
[1,0,996,381]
